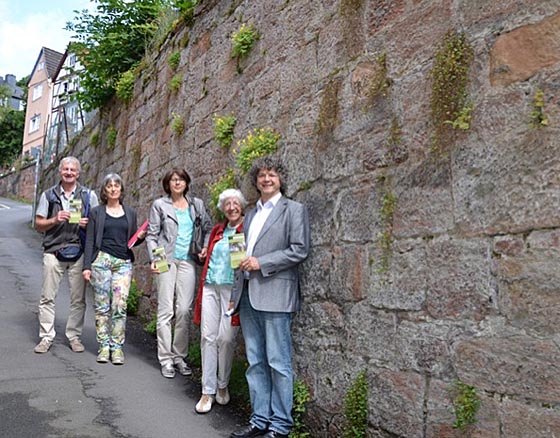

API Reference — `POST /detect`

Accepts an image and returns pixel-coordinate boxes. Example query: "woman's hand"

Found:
[198,247,208,260]
[83,270,91,282]
[137,230,147,239]
[150,261,160,274]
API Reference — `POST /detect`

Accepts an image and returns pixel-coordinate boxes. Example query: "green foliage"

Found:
[0,109,25,168]
[228,357,250,402]
[213,113,237,148]
[115,69,136,102]
[127,278,141,316]
[172,0,198,26]
[65,0,168,110]
[107,126,117,149]
[290,379,311,438]
[452,380,481,430]
[529,89,549,128]
[298,181,313,192]
[207,168,236,220]
[234,127,280,175]
[168,51,181,70]
[445,101,473,130]
[231,23,259,59]
[171,112,185,135]
[187,342,202,367]
[430,30,474,154]
[90,131,100,147]
[378,191,396,273]
[169,74,182,92]
[344,370,369,438]
[145,312,157,336]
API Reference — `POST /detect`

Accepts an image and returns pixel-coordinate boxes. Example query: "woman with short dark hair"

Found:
[146,168,212,378]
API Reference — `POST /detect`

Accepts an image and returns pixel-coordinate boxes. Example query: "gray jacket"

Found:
[146,195,212,262]
[230,196,310,313]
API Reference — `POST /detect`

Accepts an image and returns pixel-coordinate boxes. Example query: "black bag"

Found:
[55,246,83,262]
[189,203,204,265]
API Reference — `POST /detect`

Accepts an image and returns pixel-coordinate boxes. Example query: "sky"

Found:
[0,0,92,80]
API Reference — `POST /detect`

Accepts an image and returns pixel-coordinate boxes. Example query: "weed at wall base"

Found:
[344,370,368,438]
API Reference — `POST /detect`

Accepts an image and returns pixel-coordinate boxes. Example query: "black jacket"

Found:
[83,204,142,271]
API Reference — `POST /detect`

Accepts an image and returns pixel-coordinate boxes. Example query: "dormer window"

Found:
[37,61,45,71]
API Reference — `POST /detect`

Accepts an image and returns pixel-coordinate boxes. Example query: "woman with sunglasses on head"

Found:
[146,168,212,379]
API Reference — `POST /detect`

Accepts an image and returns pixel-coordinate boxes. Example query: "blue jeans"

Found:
[239,288,293,435]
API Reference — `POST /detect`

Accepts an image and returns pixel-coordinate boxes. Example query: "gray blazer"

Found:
[230,196,310,313]
[146,194,212,262]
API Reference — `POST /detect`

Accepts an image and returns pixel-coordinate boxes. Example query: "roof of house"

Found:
[26,47,65,85]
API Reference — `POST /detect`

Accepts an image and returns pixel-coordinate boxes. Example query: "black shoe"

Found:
[261,431,288,438]
[230,424,267,438]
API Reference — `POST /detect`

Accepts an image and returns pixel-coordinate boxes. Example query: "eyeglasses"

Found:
[170,178,185,183]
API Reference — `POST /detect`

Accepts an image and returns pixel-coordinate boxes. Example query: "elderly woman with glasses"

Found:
[192,188,247,414]
[83,173,145,365]
[146,168,212,379]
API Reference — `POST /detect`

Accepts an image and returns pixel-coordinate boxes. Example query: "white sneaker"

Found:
[215,387,230,405]
[195,394,214,414]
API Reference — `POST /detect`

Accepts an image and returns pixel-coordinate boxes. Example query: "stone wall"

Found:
[0,163,37,202]
[41,1,560,436]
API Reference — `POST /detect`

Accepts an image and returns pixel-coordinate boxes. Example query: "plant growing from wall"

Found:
[115,69,135,102]
[213,113,237,148]
[235,127,280,175]
[127,278,141,316]
[231,23,259,59]
[90,130,100,147]
[207,168,236,220]
[430,30,474,155]
[377,187,396,274]
[343,370,369,438]
[107,126,117,149]
[168,51,181,71]
[171,112,185,135]
[169,74,182,92]
[529,89,549,128]
[444,101,473,131]
[290,379,311,438]
[451,380,481,431]
[367,53,390,102]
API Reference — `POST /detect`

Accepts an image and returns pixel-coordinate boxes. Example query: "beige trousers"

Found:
[156,259,196,366]
[38,253,86,342]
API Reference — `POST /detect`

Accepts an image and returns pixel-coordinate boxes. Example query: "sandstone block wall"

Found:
[40,1,560,436]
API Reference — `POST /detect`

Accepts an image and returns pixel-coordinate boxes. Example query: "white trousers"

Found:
[201,283,239,395]
[38,253,86,342]
[156,259,196,366]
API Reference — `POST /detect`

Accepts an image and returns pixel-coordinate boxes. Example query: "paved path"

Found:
[0,197,243,438]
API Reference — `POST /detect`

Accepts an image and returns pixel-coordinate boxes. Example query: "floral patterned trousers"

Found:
[90,251,132,351]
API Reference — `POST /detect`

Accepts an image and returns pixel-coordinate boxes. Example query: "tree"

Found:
[0,109,25,168]
[65,0,169,110]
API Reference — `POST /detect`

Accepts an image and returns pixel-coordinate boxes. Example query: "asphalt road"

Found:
[0,197,243,438]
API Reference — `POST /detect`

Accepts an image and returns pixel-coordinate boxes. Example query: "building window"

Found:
[32,84,43,101]
[29,114,41,133]
[37,61,45,71]
[68,54,76,68]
